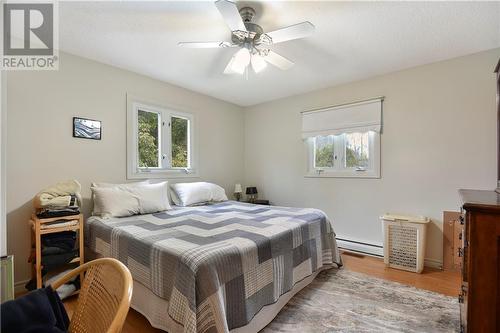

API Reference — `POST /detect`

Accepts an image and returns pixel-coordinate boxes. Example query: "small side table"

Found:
[30,213,84,289]
[246,199,270,205]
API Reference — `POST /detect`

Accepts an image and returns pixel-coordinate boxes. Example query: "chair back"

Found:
[52,258,133,333]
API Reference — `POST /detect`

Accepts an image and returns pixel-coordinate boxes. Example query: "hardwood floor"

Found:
[63,251,461,332]
[340,251,461,297]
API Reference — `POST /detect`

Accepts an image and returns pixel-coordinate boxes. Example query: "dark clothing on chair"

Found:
[0,286,69,333]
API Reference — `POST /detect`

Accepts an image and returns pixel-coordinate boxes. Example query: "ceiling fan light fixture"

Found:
[251,54,267,73]
[180,1,314,76]
[230,48,251,74]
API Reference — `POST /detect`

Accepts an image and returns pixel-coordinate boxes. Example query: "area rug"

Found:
[262,268,459,333]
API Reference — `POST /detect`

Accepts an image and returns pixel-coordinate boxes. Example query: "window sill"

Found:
[127,169,199,180]
[304,170,380,179]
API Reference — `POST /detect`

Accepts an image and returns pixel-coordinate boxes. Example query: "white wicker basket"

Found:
[381,214,430,273]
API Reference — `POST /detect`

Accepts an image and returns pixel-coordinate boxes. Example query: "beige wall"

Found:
[6,52,245,285]
[244,48,500,265]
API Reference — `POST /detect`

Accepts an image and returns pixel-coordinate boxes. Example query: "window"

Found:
[127,95,196,179]
[308,131,380,177]
[302,97,382,178]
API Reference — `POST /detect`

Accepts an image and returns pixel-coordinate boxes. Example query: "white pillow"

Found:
[170,182,227,207]
[91,181,172,218]
[91,187,140,218]
[129,182,172,214]
[91,181,149,216]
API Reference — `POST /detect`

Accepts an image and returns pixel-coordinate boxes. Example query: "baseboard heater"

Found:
[336,237,384,257]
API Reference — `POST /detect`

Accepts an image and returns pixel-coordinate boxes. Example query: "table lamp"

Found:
[234,184,242,201]
[246,186,258,203]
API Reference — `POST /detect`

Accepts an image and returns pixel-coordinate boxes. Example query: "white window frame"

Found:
[305,131,380,178]
[127,94,198,179]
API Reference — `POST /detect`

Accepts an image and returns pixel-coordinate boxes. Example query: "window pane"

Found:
[345,132,370,168]
[138,110,159,168]
[314,135,334,168]
[171,116,189,168]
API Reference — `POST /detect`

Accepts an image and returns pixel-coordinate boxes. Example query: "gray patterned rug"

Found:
[262,268,459,333]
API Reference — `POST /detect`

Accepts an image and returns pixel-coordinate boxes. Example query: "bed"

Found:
[85,201,342,333]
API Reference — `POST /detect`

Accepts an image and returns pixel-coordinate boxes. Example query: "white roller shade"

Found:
[301,98,383,138]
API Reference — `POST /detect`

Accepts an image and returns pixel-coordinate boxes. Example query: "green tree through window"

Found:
[138,110,159,168]
[315,135,334,168]
[345,132,369,168]
[171,117,188,168]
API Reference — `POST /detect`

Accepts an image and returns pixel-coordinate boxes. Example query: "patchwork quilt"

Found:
[85,201,341,333]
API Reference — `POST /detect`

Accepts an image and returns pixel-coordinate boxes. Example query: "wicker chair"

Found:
[51,258,133,333]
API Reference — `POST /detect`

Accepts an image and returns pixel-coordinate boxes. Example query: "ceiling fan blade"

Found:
[178,41,234,48]
[215,0,247,32]
[264,51,294,70]
[266,21,315,44]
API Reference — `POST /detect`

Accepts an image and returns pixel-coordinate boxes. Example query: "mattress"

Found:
[85,201,341,333]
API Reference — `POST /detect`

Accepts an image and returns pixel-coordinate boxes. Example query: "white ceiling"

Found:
[59,1,500,106]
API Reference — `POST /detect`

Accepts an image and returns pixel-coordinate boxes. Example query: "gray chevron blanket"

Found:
[85,201,341,333]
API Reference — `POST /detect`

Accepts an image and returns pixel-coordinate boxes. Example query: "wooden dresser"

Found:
[459,189,500,333]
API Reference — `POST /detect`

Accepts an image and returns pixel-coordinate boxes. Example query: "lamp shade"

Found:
[246,187,258,195]
[234,184,242,193]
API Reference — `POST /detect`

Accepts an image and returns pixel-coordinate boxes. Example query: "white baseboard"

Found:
[337,236,443,270]
[424,258,443,270]
[14,279,29,294]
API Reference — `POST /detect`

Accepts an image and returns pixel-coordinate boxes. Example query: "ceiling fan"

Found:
[178,0,315,75]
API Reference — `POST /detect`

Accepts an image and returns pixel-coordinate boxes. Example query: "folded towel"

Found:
[0,286,69,333]
[33,180,82,209]
[40,220,79,230]
[45,269,78,300]
[35,195,74,209]
[51,283,76,301]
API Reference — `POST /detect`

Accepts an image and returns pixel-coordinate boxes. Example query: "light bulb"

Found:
[230,48,251,74]
[251,54,267,73]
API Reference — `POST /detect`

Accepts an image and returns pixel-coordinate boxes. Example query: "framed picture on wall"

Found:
[73,117,102,140]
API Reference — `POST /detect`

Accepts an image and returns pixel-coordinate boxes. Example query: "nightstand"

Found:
[246,199,270,205]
